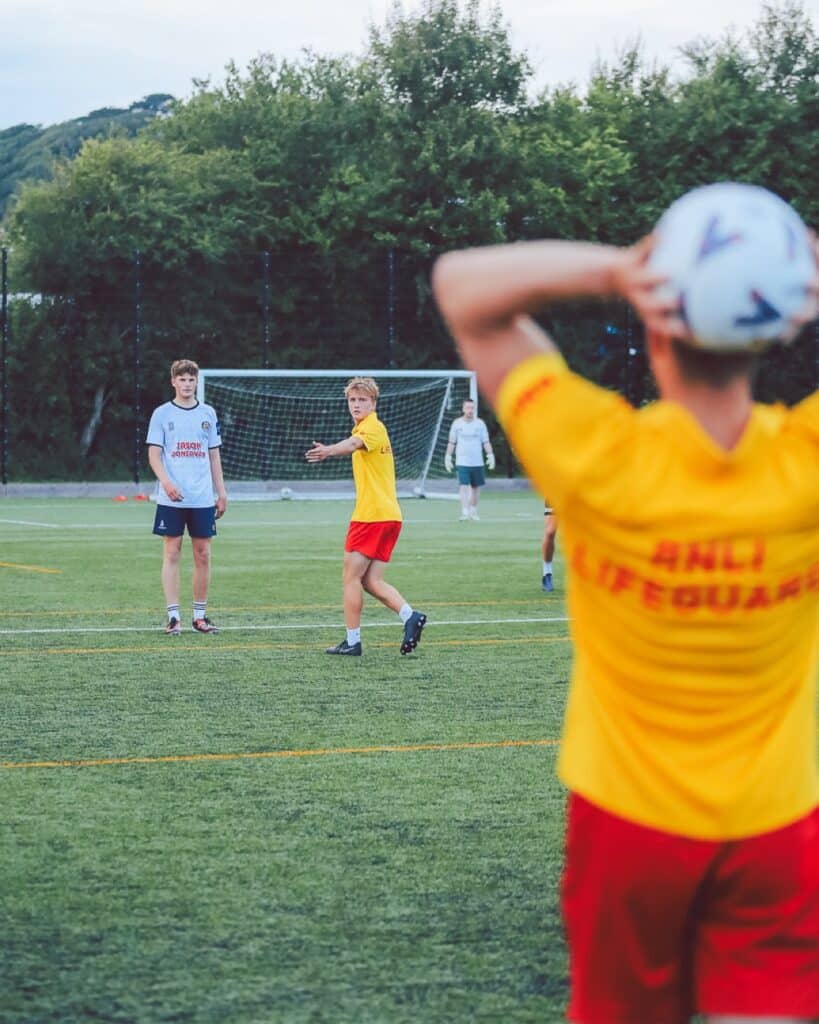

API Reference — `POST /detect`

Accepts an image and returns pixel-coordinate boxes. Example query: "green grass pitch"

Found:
[1,492,574,1023]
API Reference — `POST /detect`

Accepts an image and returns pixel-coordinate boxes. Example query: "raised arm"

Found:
[432,238,682,406]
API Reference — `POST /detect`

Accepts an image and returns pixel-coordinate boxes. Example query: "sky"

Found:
[2,0,818,129]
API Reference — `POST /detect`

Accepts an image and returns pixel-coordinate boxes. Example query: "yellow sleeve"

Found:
[352,418,385,452]
[789,390,819,446]
[496,353,635,510]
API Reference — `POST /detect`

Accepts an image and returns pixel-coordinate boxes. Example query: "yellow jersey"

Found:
[350,412,402,523]
[497,353,819,840]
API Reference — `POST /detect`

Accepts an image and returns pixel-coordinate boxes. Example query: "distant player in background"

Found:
[541,506,557,592]
[146,359,226,635]
[433,183,819,1024]
[444,398,495,520]
[305,376,426,657]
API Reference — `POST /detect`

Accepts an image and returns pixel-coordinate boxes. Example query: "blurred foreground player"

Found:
[433,183,819,1024]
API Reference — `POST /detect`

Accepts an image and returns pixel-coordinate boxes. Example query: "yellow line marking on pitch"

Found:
[0,737,561,771]
[0,561,62,575]
[3,636,569,657]
[0,599,552,619]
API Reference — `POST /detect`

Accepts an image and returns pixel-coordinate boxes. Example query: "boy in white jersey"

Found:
[146,359,227,635]
[444,399,495,520]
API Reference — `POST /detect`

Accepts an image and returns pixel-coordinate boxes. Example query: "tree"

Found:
[353,0,533,365]
[2,0,816,478]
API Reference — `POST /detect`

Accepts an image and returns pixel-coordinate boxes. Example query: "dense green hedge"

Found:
[2,0,817,480]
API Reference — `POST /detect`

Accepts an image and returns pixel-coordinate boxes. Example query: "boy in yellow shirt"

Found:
[306,376,426,656]
[433,190,819,1023]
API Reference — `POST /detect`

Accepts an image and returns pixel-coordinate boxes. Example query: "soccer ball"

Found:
[648,182,814,351]
[280,486,293,500]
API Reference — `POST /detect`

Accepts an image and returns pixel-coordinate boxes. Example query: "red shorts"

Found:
[562,793,819,1023]
[345,520,402,563]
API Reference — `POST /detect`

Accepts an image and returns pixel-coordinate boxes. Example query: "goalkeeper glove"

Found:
[485,451,496,471]
[444,452,453,473]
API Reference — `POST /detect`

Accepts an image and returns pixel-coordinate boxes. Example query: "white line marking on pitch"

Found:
[0,519,62,528]
[0,616,570,637]
[0,515,540,531]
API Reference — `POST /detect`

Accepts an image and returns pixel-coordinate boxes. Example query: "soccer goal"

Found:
[198,369,477,499]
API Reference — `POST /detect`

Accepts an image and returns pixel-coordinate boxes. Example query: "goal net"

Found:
[198,369,477,498]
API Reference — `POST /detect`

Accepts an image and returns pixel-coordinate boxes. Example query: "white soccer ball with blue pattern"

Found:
[649,182,814,351]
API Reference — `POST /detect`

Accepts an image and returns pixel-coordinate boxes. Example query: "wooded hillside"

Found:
[0,95,174,219]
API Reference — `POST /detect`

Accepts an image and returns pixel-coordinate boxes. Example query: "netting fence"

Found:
[1,246,817,485]
[199,369,476,496]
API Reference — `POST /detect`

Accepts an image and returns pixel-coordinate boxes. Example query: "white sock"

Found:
[398,603,413,624]
[346,627,361,646]
[543,562,552,575]
[194,602,207,621]
[167,604,180,622]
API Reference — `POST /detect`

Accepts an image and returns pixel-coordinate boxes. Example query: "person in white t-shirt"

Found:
[444,399,495,520]
[146,359,227,636]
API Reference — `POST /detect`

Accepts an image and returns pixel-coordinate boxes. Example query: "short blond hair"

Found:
[344,376,379,401]
[170,359,199,378]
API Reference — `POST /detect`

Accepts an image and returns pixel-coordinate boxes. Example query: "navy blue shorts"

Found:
[457,465,485,487]
[153,504,216,539]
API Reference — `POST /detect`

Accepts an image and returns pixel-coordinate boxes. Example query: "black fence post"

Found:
[387,248,396,368]
[262,250,271,368]
[624,304,636,406]
[134,250,143,486]
[1,248,7,484]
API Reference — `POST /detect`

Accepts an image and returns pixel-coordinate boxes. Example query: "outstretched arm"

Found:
[305,436,365,462]
[432,238,684,406]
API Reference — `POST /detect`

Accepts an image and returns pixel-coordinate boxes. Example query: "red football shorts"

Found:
[562,793,819,1023]
[345,520,402,563]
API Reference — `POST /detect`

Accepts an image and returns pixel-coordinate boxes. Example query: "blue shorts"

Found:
[153,504,216,539]
[457,465,485,487]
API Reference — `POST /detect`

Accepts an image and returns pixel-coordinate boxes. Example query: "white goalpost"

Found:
[197,369,478,499]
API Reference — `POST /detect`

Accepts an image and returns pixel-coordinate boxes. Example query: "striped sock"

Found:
[167,604,180,623]
[193,602,207,622]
